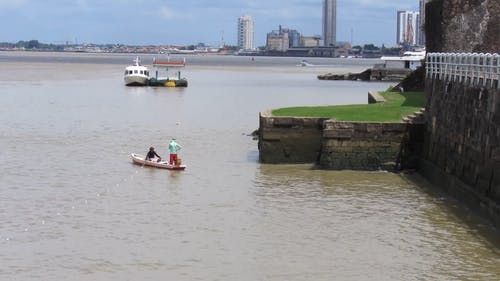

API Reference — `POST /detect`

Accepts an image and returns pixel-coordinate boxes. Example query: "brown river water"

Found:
[0,52,499,280]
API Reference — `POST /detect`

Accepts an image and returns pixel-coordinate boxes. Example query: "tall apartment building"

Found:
[322,0,337,47]
[397,11,420,46]
[237,15,254,50]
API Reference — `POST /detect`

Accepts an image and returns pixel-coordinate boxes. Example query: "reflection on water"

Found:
[253,167,500,280]
[0,53,499,280]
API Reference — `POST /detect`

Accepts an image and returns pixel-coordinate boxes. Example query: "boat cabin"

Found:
[124,68,149,76]
[379,51,426,70]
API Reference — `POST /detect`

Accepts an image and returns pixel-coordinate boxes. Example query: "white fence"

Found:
[426,53,500,89]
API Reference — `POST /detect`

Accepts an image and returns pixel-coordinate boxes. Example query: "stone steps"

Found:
[403,108,426,124]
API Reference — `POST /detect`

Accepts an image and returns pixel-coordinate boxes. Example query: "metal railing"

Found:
[426,52,500,89]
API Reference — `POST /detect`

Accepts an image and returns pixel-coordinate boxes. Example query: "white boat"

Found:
[379,51,426,70]
[124,57,150,86]
[297,60,315,67]
[130,153,186,170]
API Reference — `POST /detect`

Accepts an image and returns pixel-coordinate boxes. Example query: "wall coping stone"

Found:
[368,91,387,104]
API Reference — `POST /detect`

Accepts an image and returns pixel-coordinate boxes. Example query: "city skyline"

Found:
[0,0,419,47]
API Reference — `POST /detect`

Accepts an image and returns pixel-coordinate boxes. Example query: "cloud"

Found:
[159,7,175,19]
[0,0,27,8]
[346,0,418,10]
[156,6,193,20]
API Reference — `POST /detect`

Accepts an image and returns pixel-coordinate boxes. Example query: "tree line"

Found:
[0,40,64,50]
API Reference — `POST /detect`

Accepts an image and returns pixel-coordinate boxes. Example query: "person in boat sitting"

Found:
[168,138,182,165]
[145,146,162,162]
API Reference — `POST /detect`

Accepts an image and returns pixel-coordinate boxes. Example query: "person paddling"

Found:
[145,146,162,162]
[168,138,182,165]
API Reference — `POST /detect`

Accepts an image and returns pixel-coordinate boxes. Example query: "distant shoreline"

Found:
[0,51,382,72]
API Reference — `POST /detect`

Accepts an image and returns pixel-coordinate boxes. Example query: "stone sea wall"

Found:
[319,121,411,171]
[258,111,327,164]
[420,78,500,225]
[421,0,500,226]
[259,111,423,170]
[317,68,412,82]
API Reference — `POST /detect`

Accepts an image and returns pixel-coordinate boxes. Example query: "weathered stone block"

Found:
[368,91,386,104]
[353,122,368,132]
[273,117,302,127]
[304,118,329,128]
[491,169,500,202]
[337,146,354,153]
[332,122,354,130]
[366,123,382,133]
[261,130,283,141]
[323,129,354,139]
[491,147,500,161]
[382,123,407,132]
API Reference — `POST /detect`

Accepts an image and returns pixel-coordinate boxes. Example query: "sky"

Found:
[0,0,419,47]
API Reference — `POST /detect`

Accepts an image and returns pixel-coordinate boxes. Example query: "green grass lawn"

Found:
[272,91,426,122]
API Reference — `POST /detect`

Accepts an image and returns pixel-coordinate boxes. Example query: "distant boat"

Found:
[124,57,149,86]
[296,60,336,67]
[297,60,315,67]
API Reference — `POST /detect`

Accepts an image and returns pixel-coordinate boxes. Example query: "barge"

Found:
[148,58,188,87]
